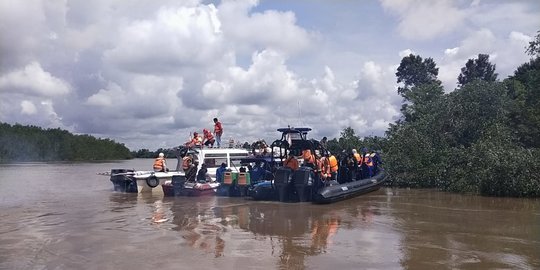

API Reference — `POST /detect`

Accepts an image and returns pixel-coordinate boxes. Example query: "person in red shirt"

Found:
[213,118,223,148]
[202,129,215,148]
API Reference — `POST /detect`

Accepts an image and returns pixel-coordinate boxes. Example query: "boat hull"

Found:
[312,171,387,204]
[109,169,183,193]
[248,181,278,201]
[162,175,220,197]
[247,170,387,204]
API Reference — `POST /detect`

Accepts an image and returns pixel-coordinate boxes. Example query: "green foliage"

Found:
[0,123,132,162]
[505,57,540,148]
[457,54,498,87]
[400,83,444,122]
[526,30,540,57]
[444,81,508,147]
[325,127,386,157]
[337,127,360,151]
[445,125,540,197]
[396,54,441,97]
[132,149,154,158]
[384,49,540,197]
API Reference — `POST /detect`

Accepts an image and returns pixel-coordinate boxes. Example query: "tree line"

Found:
[0,123,132,162]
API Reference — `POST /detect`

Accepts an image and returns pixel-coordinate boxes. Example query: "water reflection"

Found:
[101,186,540,269]
[165,197,226,258]
[387,189,540,269]
[161,195,388,269]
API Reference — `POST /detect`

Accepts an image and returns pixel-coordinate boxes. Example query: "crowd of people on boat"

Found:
[336,148,382,183]
[281,147,381,185]
[152,120,382,187]
[184,118,223,149]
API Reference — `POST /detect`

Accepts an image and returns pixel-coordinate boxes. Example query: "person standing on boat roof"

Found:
[153,153,168,172]
[213,118,223,148]
[202,129,216,148]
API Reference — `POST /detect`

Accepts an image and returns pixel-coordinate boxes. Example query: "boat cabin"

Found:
[178,147,250,181]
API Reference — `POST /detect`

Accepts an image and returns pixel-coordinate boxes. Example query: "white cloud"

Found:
[456,28,497,58]
[0,62,71,97]
[0,0,537,150]
[438,29,533,91]
[380,0,466,40]
[399,49,416,58]
[20,100,37,115]
[104,4,225,74]
[444,47,459,57]
[218,0,312,56]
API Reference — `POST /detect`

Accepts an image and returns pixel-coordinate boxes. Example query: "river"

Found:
[0,159,539,269]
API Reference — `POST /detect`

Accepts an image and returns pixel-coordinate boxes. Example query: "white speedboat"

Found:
[106,146,250,194]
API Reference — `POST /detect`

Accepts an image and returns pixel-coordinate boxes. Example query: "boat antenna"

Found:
[297,100,308,127]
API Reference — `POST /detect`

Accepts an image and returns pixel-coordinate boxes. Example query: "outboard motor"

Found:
[110,169,136,193]
[172,175,186,196]
[274,167,293,202]
[293,166,312,202]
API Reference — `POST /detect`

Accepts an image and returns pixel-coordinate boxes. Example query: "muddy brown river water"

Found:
[1,159,539,269]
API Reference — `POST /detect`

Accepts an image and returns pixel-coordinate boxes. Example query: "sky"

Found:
[1,0,539,151]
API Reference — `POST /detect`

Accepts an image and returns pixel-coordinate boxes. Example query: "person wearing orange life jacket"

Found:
[352,149,361,165]
[371,150,382,175]
[319,156,331,181]
[213,118,223,148]
[191,132,203,147]
[352,149,363,180]
[182,154,193,172]
[182,154,197,182]
[328,153,338,181]
[363,150,374,178]
[202,129,215,148]
[302,149,316,168]
[283,155,299,171]
[153,152,168,172]
[359,147,369,179]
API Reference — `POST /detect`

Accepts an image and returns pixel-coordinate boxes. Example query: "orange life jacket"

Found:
[363,155,373,167]
[204,132,214,141]
[153,158,165,171]
[329,155,338,172]
[284,156,299,170]
[191,136,202,145]
[182,156,192,170]
[319,157,330,179]
[302,149,315,165]
[214,122,223,135]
